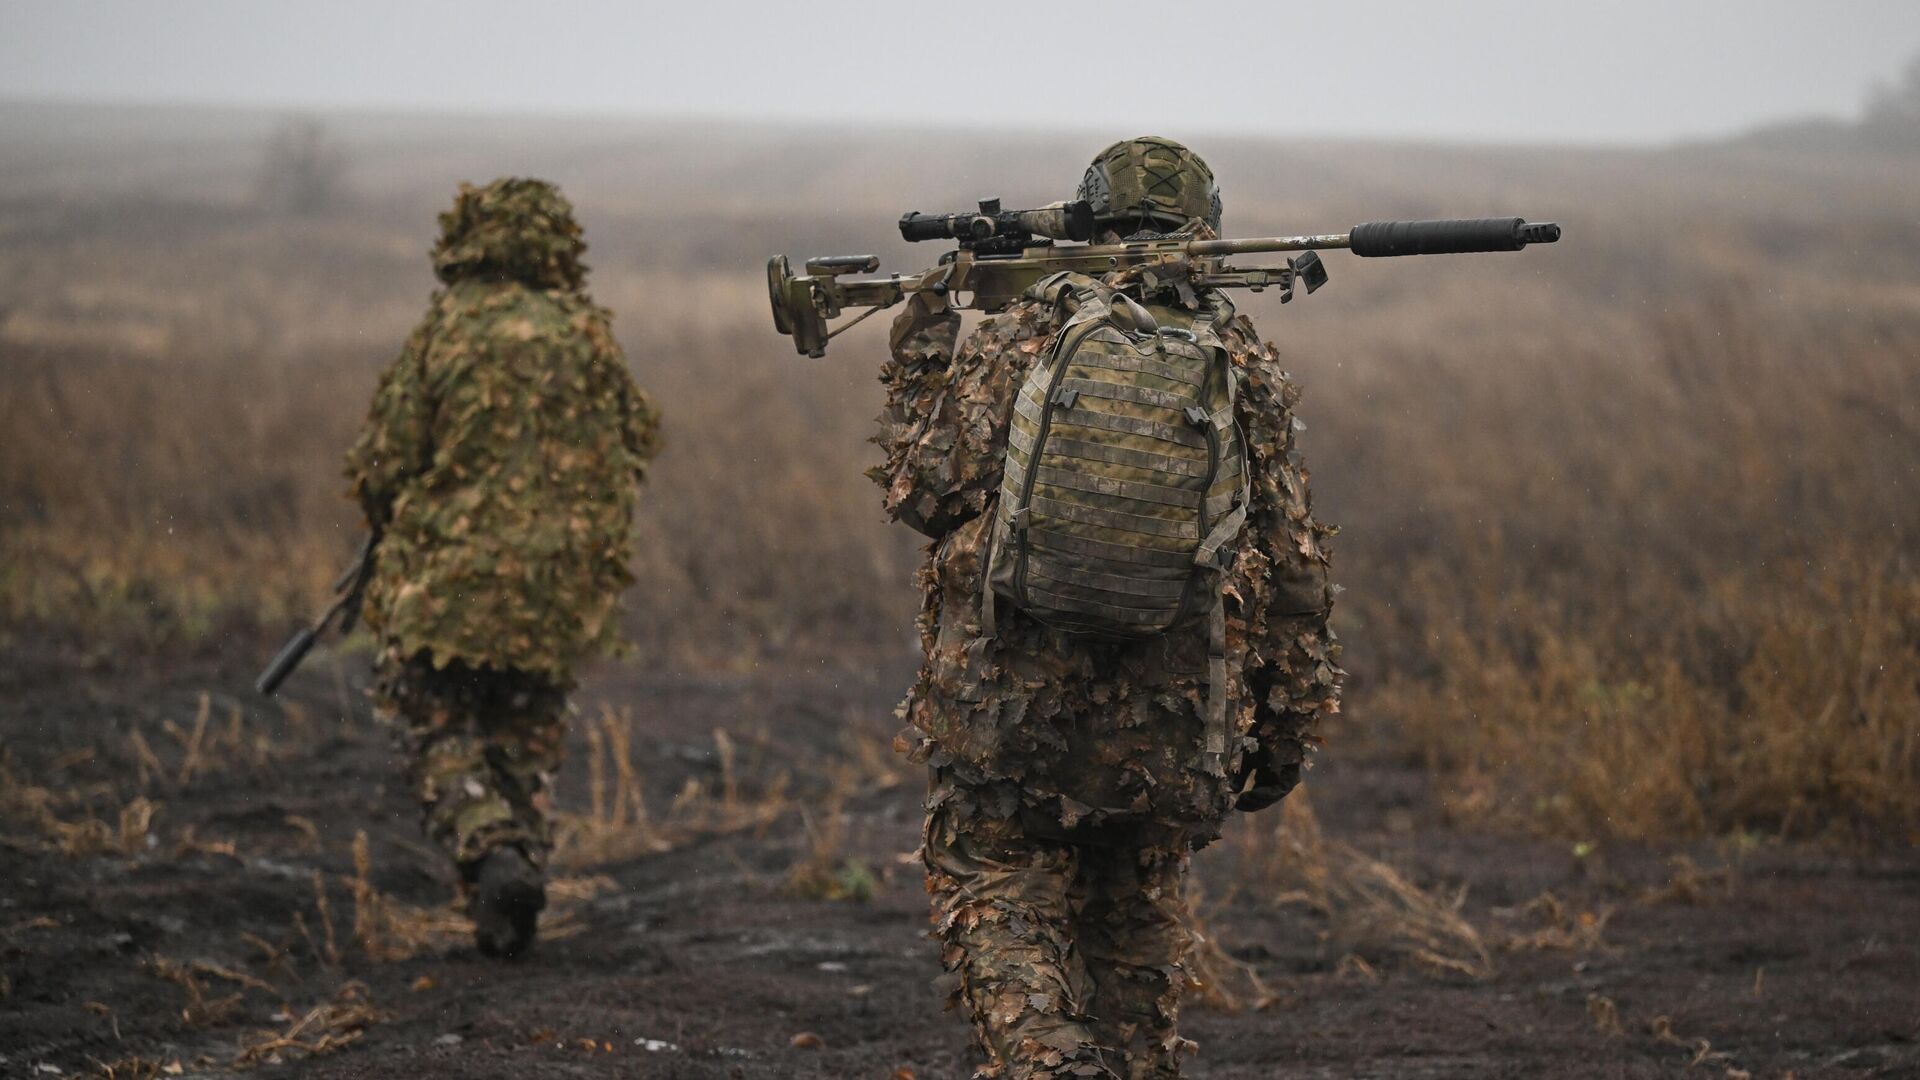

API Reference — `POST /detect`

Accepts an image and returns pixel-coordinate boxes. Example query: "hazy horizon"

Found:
[4,1,1919,146]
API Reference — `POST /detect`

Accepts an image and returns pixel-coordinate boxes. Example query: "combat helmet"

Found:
[432,177,587,290]
[1076,136,1222,235]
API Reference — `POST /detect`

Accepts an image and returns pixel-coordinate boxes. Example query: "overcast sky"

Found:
[4,0,1918,143]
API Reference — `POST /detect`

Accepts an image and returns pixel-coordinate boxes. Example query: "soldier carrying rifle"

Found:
[770,136,1558,1077]
[341,178,659,957]
[878,137,1340,1079]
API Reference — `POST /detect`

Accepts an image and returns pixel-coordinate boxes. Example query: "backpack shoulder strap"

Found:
[1191,290,1249,778]
[1190,293,1250,572]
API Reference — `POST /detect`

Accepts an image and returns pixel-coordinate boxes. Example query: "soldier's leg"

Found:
[1074,842,1195,1079]
[464,670,565,957]
[375,652,509,875]
[471,671,569,869]
[924,780,1116,1079]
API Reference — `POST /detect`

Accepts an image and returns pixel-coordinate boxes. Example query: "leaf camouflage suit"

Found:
[874,215,1341,1074]
[344,178,659,883]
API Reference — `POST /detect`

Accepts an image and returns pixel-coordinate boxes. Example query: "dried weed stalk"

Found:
[1491,892,1611,953]
[146,955,248,1027]
[784,770,879,902]
[555,716,791,871]
[1184,879,1279,1012]
[233,981,380,1066]
[554,707,671,867]
[1242,787,1492,980]
[3,759,159,857]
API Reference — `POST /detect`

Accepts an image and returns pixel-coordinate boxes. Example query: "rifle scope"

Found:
[900,199,1096,245]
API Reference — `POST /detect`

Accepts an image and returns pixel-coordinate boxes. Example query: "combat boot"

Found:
[469,846,545,957]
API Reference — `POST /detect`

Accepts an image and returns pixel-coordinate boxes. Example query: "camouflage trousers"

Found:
[372,650,569,877]
[925,772,1201,1080]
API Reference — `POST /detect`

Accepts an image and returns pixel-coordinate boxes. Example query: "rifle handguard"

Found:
[1351,218,1560,257]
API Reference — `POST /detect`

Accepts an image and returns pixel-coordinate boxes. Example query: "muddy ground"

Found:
[2,641,1916,1079]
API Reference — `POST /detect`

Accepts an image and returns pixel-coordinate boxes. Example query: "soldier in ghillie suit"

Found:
[875,137,1341,1078]
[344,178,660,957]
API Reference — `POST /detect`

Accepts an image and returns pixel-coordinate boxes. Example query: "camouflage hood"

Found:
[432,178,588,290]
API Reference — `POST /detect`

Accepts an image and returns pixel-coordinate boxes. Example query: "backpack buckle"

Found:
[1185,405,1208,427]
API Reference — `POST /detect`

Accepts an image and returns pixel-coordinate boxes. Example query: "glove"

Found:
[1233,744,1300,813]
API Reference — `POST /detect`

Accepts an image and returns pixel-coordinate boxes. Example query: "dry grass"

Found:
[342,831,469,962]
[3,114,1917,847]
[1334,293,1920,843]
[146,954,255,1027]
[552,709,796,870]
[1588,992,1749,1074]
[86,1057,176,1079]
[783,775,879,903]
[0,686,304,860]
[1223,787,1493,979]
[552,706,673,867]
[1489,892,1611,953]
[1183,880,1280,1012]
[232,982,380,1067]
[1,753,159,857]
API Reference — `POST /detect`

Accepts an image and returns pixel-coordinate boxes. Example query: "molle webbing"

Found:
[990,274,1248,639]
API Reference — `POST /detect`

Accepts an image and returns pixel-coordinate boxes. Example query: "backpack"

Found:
[982,271,1250,771]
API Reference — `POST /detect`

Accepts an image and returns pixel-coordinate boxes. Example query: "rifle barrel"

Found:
[255,623,322,696]
[254,534,376,696]
[1187,233,1353,257]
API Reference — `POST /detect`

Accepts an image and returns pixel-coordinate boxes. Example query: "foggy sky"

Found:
[3,0,1918,144]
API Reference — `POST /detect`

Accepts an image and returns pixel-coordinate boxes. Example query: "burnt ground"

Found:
[2,640,1916,1080]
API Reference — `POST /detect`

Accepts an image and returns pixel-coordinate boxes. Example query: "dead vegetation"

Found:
[145,954,260,1027]
[1587,992,1752,1075]
[1342,293,1920,844]
[553,708,800,871]
[3,122,1916,857]
[232,982,380,1067]
[1489,892,1611,953]
[2,115,1914,1080]
[0,687,306,860]
[298,828,612,964]
[552,706,674,867]
[1274,792,1492,980]
[783,776,880,903]
[1220,787,1493,980]
[7,125,1912,849]
[1183,880,1280,1012]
